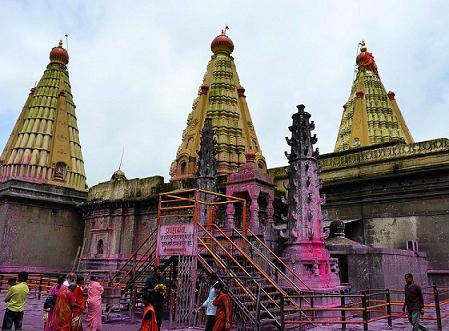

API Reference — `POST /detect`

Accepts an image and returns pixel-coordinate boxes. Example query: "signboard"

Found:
[156,223,196,256]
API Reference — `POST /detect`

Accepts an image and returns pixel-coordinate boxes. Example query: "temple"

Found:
[334,41,413,152]
[170,30,266,180]
[0,41,87,272]
[1,33,449,329]
[269,41,449,288]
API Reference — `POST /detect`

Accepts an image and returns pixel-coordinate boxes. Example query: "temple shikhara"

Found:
[1,31,449,330]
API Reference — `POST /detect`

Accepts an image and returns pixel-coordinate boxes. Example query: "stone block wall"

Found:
[0,199,84,273]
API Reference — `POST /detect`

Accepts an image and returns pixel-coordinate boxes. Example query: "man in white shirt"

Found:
[198,273,219,331]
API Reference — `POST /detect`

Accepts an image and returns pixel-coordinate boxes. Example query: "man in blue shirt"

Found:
[198,273,219,331]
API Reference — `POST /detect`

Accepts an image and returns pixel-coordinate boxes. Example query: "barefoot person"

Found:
[144,267,165,331]
[70,276,85,331]
[139,292,158,331]
[198,273,219,331]
[86,276,104,331]
[45,275,77,331]
[402,273,427,331]
[212,282,232,331]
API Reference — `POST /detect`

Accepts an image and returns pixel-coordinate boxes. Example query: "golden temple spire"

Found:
[0,41,86,191]
[170,31,266,180]
[334,41,413,152]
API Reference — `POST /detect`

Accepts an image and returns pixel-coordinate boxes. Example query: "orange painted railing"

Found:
[277,285,449,331]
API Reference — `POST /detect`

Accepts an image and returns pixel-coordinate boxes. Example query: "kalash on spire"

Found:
[0,40,86,191]
[170,29,267,181]
[334,41,414,152]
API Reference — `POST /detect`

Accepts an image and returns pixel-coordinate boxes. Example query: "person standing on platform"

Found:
[2,271,29,330]
[198,273,219,331]
[402,273,428,331]
[86,276,104,331]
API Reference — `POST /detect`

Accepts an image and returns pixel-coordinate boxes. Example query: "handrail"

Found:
[197,224,281,325]
[109,227,158,285]
[199,223,289,299]
[212,226,313,322]
[197,254,257,327]
[197,237,256,304]
[113,243,156,290]
[245,227,312,291]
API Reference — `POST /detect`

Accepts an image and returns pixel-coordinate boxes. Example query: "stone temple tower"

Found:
[282,105,340,289]
[334,41,413,152]
[0,41,87,272]
[170,30,266,181]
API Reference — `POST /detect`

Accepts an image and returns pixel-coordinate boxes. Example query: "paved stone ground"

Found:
[0,293,200,331]
[1,293,448,330]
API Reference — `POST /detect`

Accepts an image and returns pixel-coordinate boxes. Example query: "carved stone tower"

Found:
[282,105,340,289]
[196,118,218,224]
[195,118,218,193]
[170,31,266,180]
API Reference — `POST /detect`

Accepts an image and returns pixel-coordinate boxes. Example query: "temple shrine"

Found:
[1,31,448,330]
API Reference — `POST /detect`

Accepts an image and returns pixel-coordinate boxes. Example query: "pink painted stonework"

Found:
[226,150,274,237]
[282,105,340,290]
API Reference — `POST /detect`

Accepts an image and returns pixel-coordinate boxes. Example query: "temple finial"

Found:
[221,25,229,35]
[359,40,367,52]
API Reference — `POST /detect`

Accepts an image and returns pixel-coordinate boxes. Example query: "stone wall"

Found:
[80,173,165,271]
[330,245,429,292]
[0,180,86,273]
[269,139,449,270]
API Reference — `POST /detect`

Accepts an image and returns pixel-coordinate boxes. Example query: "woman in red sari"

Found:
[45,275,77,331]
[70,276,85,331]
[212,283,232,331]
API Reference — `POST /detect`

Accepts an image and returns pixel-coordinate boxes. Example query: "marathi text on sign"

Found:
[156,223,196,256]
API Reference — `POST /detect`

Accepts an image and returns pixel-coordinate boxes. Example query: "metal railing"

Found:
[276,285,449,331]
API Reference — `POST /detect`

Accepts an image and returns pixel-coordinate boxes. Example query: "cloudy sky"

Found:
[1,1,448,186]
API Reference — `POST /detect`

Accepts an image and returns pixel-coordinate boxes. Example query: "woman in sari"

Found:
[86,275,104,331]
[212,282,232,331]
[44,275,76,331]
[139,292,158,331]
[71,276,85,331]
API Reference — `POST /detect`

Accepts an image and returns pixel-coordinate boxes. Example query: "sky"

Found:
[1,1,448,186]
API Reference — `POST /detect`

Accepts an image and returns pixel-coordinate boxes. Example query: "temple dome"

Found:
[50,40,69,65]
[111,169,127,182]
[355,41,378,76]
[211,34,234,55]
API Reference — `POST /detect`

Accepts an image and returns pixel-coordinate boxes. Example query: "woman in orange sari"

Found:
[45,275,77,331]
[71,276,85,331]
[212,283,232,331]
[139,292,158,331]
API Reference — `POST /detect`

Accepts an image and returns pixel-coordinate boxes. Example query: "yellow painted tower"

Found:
[170,31,266,180]
[334,41,413,152]
[0,41,86,191]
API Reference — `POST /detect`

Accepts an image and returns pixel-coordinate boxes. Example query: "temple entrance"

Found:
[108,189,312,330]
[156,189,246,329]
